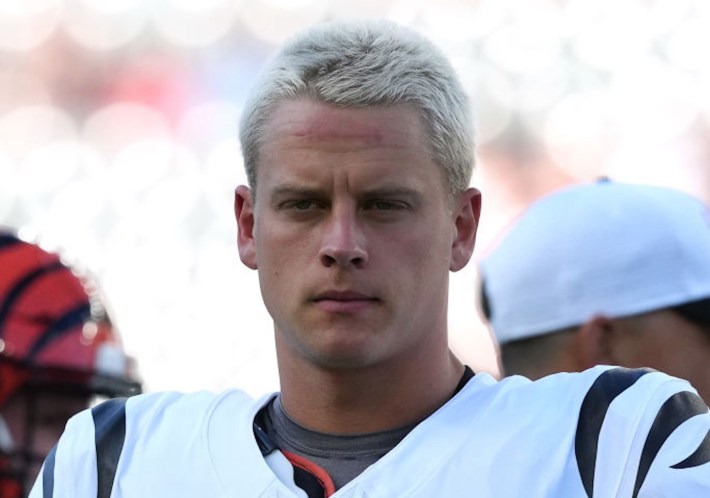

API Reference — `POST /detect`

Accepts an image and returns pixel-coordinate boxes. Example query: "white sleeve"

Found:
[637,390,710,496]
[591,371,710,497]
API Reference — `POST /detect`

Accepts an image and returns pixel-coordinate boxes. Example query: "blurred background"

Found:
[1,0,709,395]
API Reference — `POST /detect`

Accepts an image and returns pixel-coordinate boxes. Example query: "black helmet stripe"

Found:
[26,301,92,361]
[0,233,23,250]
[0,261,66,338]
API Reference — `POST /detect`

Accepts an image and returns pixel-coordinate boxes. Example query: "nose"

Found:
[319,206,368,269]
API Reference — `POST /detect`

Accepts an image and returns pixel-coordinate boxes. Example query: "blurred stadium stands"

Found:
[1,0,709,393]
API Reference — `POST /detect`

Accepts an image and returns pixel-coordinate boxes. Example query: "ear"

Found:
[575,315,615,368]
[234,185,258,270]
[450,187,482,272]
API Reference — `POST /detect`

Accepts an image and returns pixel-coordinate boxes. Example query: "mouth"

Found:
[312,291,379,313]
[313,290,375,301]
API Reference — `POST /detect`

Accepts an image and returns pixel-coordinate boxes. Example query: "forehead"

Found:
[263,99,428,146]
[256,99,445,190]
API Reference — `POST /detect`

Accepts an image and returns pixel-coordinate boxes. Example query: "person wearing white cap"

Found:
[479,178,710,402]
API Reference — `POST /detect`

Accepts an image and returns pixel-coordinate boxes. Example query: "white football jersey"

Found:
[31,365,710,497]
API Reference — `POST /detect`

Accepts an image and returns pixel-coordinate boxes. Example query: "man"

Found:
[33,21,710,497]
[0,230,141,497]
[478,179,710,399]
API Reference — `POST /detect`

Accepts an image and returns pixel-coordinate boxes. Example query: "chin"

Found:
[307,340,384,370]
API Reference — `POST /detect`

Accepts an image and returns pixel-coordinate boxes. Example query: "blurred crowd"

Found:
[1,0,709,394]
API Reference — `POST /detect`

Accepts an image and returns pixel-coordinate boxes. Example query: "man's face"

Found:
[236,99,479,370]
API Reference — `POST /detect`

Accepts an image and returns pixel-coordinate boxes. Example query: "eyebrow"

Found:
[360,187,423,205]
[270,184,421,197]
[269,185,325,199]
[361,186,420,197]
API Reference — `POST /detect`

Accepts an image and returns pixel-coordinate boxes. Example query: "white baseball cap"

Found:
[479,179,710,344]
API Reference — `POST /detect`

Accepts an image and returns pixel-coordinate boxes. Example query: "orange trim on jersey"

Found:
[282,450,336,497]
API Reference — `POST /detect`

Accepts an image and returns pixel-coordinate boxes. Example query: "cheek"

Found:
[257,235,312,281]
[255,234,309,305]
[397,224,453,267]
[383,231,452,290]
[256,219,312,256]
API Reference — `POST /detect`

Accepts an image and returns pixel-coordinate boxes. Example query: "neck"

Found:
[277,343,464,435]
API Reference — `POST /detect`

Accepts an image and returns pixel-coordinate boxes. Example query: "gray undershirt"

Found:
[264,395,416,490]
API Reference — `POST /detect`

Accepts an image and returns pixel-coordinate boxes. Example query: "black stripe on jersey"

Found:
[671,427,710,470]
[632,391,710,497]
[92,398,128,498]
[254,421,278,456]
[575,367,652,498]
[41,444,57,498]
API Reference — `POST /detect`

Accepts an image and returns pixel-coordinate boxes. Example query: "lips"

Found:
[312,290,379,313]
[313,290,374,302]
